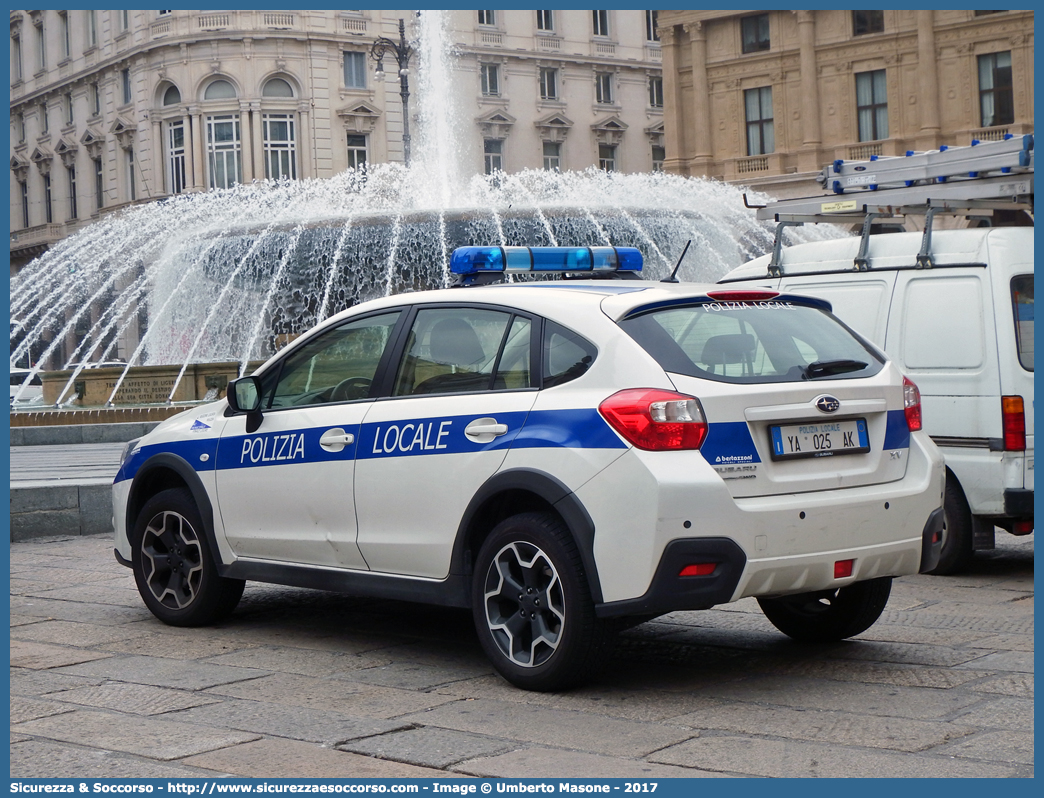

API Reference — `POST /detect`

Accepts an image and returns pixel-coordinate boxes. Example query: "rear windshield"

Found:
[1011,275,1033,371]
[619,300,884,384]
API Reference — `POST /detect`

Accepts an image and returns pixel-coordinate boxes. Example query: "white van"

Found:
[719,226,1033,573]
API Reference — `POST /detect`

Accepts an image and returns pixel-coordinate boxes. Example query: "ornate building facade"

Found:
[657,9,1033,199]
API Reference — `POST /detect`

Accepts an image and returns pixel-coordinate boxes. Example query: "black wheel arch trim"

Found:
[126,453,228,575]
[451,468,603,605]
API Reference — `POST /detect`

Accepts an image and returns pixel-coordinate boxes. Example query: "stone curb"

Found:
[10,484,113,541]
[9,421,161,446]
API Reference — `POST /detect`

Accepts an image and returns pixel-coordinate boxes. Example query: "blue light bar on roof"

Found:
[450,246,643,276]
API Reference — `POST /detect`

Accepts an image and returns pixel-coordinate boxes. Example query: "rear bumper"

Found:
[919,506,944,573]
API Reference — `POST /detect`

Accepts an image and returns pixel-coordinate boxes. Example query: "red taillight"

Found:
[1002,395,1026,451]
[834,559,854,579]
[599,388,708,451]
[903,376,922,432]
[705,289,780,302]
[679,563,717,577]
[1012,519,1033,535]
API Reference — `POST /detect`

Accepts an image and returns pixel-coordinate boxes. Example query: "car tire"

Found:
[925,473,975,575]
[757,576,892,643]
[131,488,245,627]
[472,512,611,691]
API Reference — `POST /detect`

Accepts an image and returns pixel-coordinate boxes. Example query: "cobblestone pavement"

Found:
[10,532,1033,779]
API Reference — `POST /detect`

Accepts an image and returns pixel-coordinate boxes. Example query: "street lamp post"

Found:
[370,18,414,166]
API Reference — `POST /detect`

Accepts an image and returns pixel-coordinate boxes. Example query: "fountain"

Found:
[10,11,844,414]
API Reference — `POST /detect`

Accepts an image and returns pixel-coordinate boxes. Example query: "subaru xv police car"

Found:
[114,246,945,691]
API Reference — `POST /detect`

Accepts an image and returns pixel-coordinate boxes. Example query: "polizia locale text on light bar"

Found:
[450,246,644,277]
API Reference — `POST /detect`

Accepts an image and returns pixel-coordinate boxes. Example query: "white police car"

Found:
[114,246,945,691]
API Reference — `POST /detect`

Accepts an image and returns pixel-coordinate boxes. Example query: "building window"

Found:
[91,82,100,116]
[648,76,663,108]
[484,139,503,174]
[593,10,609,37]
[598,144,616,171]
[745,86,774,156]
[263,113,297,180]
[595,72,613,105]
[127,148,136,201]
[167,121,186,195]
[206,114,242,189]
[344,51,366,89]
[539,67,558,100]
[36,21,46,71]
[347,134,367,170]
[16,113,25,143]
[67,165,77,220]
[978,51,1014,128]
[974,10,1005,15]
[163,84,181,106]
[12,36,22,83]
[481,63,500,96]
[852,11,884,36]
[646,11,659,42]
[856,70,888,141]
[204,79,237,100]
[652,145,665,172]
[478,11,495,26]
[537,10,554,32]
[121,68,132,105]
[121,10,130,31]
[86,11,97,48]
[94,158,103,210]
[60,12,70,59]
[21,181,30,228]
[262,78,294,98]
[43,173,53,223]
[542,141,560,171]
[40,102,48,133]
[64,92,74,126]
[741,14,770,53]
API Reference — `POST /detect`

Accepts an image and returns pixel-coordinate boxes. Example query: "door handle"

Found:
[319,428,355,452]
[465,417,509,443]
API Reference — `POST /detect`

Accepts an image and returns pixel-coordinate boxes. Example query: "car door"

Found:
[215,309,403,569]
[354,304,539,578]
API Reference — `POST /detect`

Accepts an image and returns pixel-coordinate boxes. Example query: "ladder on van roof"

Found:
[746,134,1034,274]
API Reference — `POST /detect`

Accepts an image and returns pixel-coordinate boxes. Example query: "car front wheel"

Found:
[131,488,245,627]
[472,512,610,691]
[757,576,892,643]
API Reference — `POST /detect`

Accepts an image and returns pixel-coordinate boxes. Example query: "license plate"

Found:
[770,418,869,460]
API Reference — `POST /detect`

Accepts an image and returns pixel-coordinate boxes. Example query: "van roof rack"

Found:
[745,134,1034,275]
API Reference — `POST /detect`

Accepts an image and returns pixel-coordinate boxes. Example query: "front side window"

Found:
[347,134,367,170]
[167,121,186,195]
[539,67,558,100]
[542,141,560,171]
[852,10,884,36]
[537,10,554,31]
[648,76,663,108]
[598,144,616,171]
[856,69,888,141]
[595,72,613,104]
[619,301,883,384]
[481,63,500,96]
[745,86,774,156]
[393,308,531,396]
[484,139,503,174]
[344,51,366,89]
[263,113,297,180]
[978,51,1013,128]
[1011,275,1033,371]
[265,311,402,408]
[206,114,242,189]
[593,10,609,37]
[544,321,596,387]
[741,14,770,53]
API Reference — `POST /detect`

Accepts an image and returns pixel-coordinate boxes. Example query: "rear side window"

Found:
[619,300,883,383]
[1011,275,1033,371]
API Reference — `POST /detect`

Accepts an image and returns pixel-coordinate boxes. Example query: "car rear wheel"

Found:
[757,576,892,643]
[925,473,975,575]
[472,512,610,691]
[131,488,245,627]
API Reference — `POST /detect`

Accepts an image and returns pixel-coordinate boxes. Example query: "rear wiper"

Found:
[803,359,868,379]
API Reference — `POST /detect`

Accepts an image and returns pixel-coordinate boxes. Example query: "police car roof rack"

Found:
[752,133,1034,275]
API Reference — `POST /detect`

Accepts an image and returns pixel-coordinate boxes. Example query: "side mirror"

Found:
[227,376,264,433]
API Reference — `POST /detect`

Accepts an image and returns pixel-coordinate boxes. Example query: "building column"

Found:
[240,102,254,184]
[659,25,686,176]
[915,10,941,150]
[298,101,312,179]
[151,116,163,194]
[796,11,823,172]
[684,21,712,176]
[189,108,205,191]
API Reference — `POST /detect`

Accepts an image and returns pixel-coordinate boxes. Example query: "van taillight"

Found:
[1002,396,1026,451]
[599,389,708,451]
[903,376,922,432]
